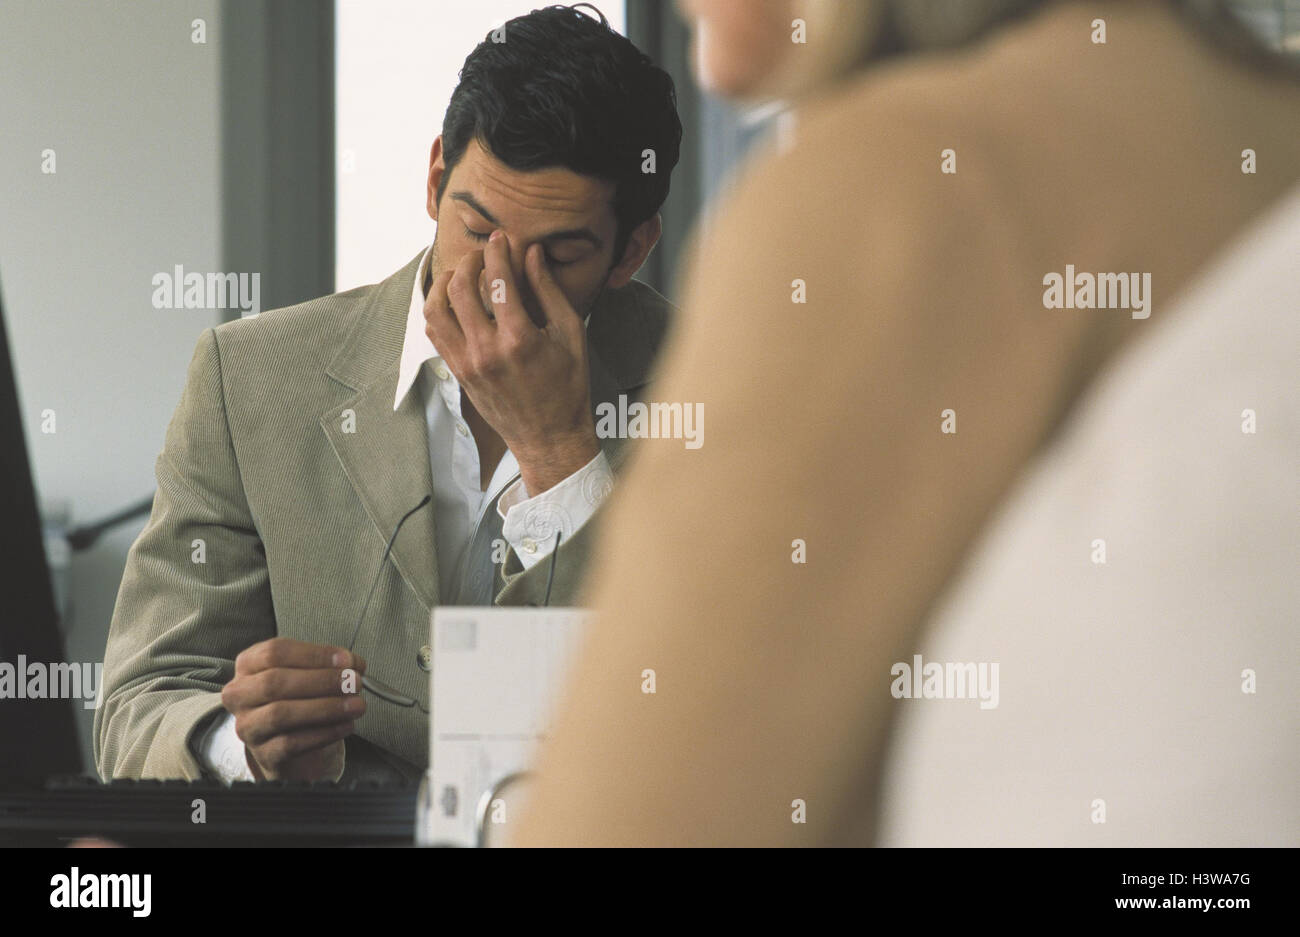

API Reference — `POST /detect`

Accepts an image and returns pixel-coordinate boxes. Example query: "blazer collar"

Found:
[325,250,424,394]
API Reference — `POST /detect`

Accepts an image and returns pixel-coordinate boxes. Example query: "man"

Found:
[94,5,681,784]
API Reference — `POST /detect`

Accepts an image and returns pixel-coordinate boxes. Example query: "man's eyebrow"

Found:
[450,191,604,250]
[451,192,501,226]
[538,227,603,249]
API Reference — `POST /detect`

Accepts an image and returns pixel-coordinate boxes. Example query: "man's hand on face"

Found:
[221,638,367,782]
[424,230,602,496]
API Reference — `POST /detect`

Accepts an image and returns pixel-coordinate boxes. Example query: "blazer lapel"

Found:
[320,252,440,612]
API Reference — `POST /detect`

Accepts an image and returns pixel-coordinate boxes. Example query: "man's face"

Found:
[426,137,621,323]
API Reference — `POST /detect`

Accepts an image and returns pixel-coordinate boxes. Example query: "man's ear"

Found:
[427,136,447,222]
[607,213,662,289]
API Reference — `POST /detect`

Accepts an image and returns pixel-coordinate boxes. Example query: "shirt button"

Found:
[417,645,433,672]
[521,538,537,554]
[434,364,449,381]
[456,422,469,437]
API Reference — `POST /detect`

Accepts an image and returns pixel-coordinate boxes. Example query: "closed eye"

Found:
[466,224,580,267]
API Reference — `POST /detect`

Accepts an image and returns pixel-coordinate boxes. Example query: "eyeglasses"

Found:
[346,495,431,713]
[346,495,563,713]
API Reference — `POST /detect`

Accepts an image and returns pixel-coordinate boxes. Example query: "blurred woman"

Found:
[512,0,1300,845]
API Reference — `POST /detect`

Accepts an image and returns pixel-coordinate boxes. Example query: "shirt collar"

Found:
[393,243,438,411]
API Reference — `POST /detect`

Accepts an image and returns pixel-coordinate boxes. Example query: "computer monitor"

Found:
[0,274,81,785]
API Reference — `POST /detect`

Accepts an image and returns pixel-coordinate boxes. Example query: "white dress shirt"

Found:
[196,243,613,782]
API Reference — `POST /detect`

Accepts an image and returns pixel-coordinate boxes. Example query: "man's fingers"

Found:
[477,268,493,314]
[525,243,581,340]
[252,721,355,769]
[424,267,464,356]
[236,696,364,747]
[446,249,493,344]
[235,637,366,676]
[483,230,533,335]
[223,666,362,712]
[524,241,563,303]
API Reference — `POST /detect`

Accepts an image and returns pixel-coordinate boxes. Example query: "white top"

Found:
[877,184,1300,846]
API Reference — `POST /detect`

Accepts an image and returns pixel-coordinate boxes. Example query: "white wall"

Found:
[335,0,626,291]
[0,0,223,768]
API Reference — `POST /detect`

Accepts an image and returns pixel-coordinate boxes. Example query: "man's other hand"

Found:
[221,637,367,781]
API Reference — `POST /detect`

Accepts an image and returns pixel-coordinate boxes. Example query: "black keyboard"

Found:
[0,775,418,846]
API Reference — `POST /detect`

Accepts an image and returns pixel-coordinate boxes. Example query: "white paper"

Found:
[418,606,590,847]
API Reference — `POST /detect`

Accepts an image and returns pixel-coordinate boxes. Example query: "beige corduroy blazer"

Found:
[94,250,673,781]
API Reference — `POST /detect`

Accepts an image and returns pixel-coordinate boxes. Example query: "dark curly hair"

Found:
[438,4,682,262]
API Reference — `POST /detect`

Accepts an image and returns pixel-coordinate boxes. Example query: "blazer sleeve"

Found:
[94,327,275,780]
